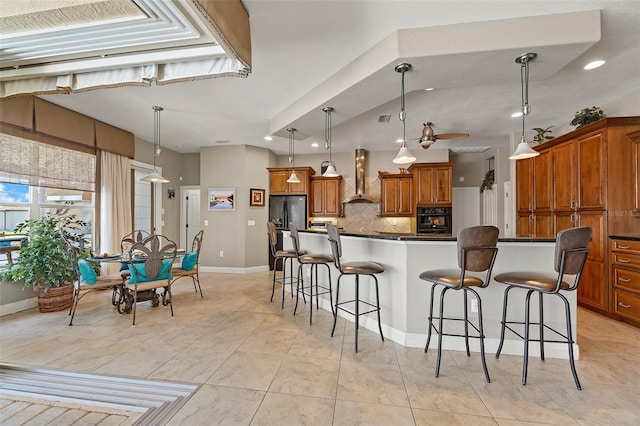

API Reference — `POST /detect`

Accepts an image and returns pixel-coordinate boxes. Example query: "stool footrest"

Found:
[298,284,332,298]
[502,321,572,344]
[336,299,380,317]
[430,316,481,335]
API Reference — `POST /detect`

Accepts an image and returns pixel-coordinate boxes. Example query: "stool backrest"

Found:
[554,227,591,276]
[121,230,151,254]
[457,226,499,272]
[267,222,278,256]
[326,224,342,270]
[288,222,302,257]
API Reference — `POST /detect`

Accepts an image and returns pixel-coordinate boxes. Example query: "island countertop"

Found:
[299,228,555,243]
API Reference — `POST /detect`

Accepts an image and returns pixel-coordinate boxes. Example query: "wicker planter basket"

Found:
[36,285,73,313]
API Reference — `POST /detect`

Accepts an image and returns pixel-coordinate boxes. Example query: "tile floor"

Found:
[1,271,640,425]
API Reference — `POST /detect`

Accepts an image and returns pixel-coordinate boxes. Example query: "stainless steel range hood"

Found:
[344,148,379,203]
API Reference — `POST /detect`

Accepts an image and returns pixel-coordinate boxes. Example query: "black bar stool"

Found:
[289,222,334,324]
[419,225,499,382]
[267,222,305,308]
[326,224,385,353]
[494,227,591,390]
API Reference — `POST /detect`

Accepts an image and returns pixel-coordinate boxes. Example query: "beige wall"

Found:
[180,153,200,186]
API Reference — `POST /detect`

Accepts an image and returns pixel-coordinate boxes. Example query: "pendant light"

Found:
[141,106,170,183]
[393,63,416,165]
[286,128,301,183]
[509,53,540,161]
[322,106,340,177]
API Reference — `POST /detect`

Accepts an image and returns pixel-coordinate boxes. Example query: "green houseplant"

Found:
[480,169,495,193]
[570,106,606,128]
[531,126,555,145]
[0,214,93,312]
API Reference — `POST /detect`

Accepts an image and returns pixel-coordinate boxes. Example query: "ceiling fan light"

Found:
[509,138,540,160]
[140,171,170,183]
[322,163,339,177]
[393,145,416,164]
[419,139,435,149]
[287,170,301,183]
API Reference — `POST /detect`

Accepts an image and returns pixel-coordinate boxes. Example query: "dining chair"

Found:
[66,239,123,326]
[116,230,152,309]
[125,234,177,325]
[171,229,204,297]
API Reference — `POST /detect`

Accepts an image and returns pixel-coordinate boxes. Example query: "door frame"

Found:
[180,185,200,250]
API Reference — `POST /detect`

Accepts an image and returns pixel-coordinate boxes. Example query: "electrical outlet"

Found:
[219,251,224,257]
[471,299,478,313]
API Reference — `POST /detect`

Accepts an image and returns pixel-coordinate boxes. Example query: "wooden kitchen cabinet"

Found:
[310,176,341,217]
[267,167,315,195]
[408,162,453,206]
[517,212,553,238]
[516,157,534,212]
[380,173,414,217]
[610,238,640,325]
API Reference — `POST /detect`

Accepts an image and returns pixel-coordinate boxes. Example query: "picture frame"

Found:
[208,187,235,211]
[250,188,265,207]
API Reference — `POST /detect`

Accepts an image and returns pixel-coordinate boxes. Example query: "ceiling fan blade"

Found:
[434,132,469,140]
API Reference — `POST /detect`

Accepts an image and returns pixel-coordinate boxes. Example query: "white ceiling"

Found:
[19,0,640,157]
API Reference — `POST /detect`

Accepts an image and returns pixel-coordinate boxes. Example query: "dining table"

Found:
[0,234,26,265]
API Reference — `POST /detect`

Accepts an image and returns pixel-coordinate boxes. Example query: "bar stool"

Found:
[326,224,385,353]
[267,222,305,308]
[289,222,334,324]
[494,227,591,390]
[419,225,499,382]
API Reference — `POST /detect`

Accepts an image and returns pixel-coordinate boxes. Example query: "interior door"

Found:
[180,187,201,249]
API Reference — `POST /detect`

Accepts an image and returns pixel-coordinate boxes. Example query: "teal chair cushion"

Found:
[78,259,97,284]
[181,252,198,271]
[128,259,173,284]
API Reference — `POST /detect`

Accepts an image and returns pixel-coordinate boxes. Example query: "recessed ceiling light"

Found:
[176,145,182,148]
[424,87,435,91]
[511,111,523,118]
[396,138,404,143]
[584,60,605,70]
[311,142,319,148]
[263,135,272,141]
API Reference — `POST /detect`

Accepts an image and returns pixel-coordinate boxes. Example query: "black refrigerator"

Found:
[268,195,307,270]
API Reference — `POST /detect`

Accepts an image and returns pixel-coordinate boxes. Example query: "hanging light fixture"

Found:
[393,63,416,165]
[141,106,170,183]
[509,53,540,160]
[322,106,340,177]
[286,128,301,183]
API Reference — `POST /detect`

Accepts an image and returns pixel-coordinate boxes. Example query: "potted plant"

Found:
[570,106,606,128]
[531,126,555,145]
[480,169,495,193]
[0,214,93,312]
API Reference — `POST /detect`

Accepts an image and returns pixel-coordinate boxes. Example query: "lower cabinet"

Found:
[610,238,640,325]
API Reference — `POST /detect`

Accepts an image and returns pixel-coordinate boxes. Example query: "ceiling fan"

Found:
[418,122,469,149]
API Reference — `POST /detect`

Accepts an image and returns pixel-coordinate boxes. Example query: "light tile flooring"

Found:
[1,271,640,425]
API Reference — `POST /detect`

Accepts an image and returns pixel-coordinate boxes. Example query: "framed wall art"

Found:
[250,188,265,207]
[208,187,235,211]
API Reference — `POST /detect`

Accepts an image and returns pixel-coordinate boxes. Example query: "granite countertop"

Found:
[299,229,555,243]
[609,235,640,242]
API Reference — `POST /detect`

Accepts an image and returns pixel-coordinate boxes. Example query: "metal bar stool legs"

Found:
[294,262,333,324]
[271,255,296,309]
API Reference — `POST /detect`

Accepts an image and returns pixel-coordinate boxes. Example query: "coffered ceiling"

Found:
[3,0,640,157]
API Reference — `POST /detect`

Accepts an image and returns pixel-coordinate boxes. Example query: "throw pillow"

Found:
[78,259,97,284]
[128,259,173,284]
[181,252,198,271]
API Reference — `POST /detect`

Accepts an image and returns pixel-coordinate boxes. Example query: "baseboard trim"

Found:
[200,265,269,274]
[0,297,38,316]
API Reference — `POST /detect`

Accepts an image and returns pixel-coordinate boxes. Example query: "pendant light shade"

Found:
[286,128,301,183]
[141,106,170,183]
[393,63,416,165]
[322,106,340,177]
[509,53,540,161]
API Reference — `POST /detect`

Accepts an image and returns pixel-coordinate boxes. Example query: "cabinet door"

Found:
[414,168,433,206]
[534,151,552,210]
[310,179,324,216]
[270,171,290,195]
[324,179,341,216]
[553,142,576,211]
[398,176,414,215]
[288,170,308,194]
[577,132,606,210]
[381,178,399,216]
[516,158,534,212]
[635,138,640,211]
[433,167,452,205]
[578,259,607,311]
[534,212,554,238]
[577,211,605,261]
[554,212,574,234]
[517,213,534,237]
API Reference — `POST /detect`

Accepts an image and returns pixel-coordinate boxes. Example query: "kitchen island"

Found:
[283,229,578,359]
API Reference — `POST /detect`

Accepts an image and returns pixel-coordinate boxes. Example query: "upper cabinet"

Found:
[379,172,414,217]
[267,167,315,195]
[310,176,341,217]
[408,162,453,206]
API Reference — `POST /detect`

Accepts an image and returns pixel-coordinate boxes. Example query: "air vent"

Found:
[378,114,391,123]
[449,146,492,154]
[213,140,231,144]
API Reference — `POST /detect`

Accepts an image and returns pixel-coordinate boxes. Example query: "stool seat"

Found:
[299,253,334,264]
[341,261,384,275]
[494,272,571,292]
[419,269,484,288]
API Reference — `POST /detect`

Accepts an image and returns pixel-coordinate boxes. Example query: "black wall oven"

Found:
[416,206,452,234]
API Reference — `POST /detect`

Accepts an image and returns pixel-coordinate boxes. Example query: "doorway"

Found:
[180,186,201,250]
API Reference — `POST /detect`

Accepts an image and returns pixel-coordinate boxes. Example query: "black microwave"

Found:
[416,207,452,234]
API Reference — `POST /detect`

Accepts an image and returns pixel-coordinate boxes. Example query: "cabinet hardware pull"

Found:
[617,245,630,249]
[618,302,631,309]
[618,258,631,263]
[618,277,631,283]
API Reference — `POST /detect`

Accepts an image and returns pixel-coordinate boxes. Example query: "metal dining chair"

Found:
[171,229,205,297]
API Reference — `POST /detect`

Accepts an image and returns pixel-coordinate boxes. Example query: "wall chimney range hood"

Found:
[344,148,379,204]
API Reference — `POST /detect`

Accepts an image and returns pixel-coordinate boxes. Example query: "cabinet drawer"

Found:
[611,239,640,255]
[613,266,640,293]
[611,252,640,268]
[614,290,640,322]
